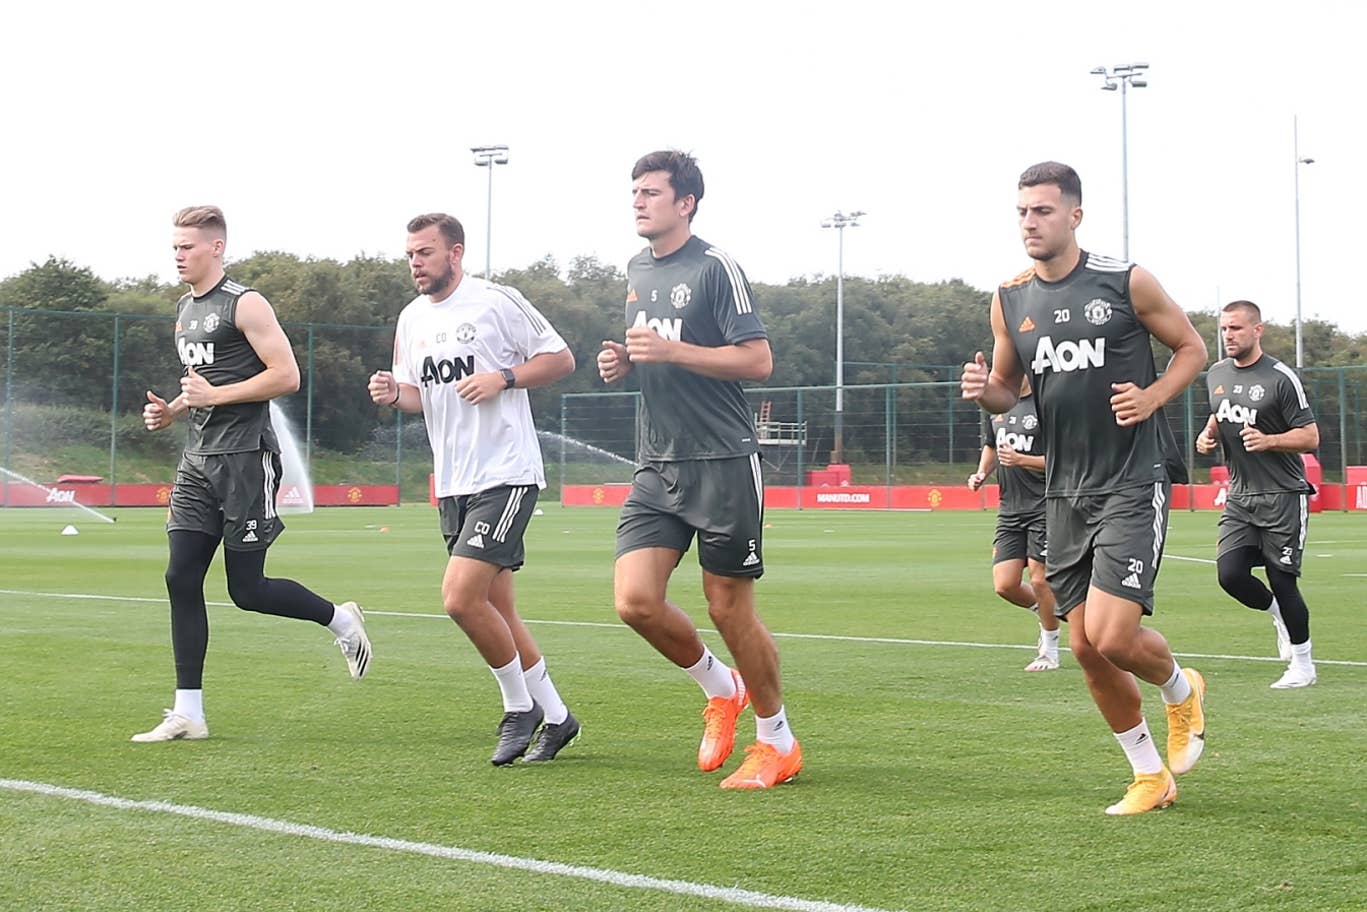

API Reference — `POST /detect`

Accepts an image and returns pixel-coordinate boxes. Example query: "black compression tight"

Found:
[222,547,335,625]
[1216,546,1311,644]
[165,530,335,689]
[166,530,218,689]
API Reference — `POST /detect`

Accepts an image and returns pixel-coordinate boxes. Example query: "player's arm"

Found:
[507,348,575,389]
[1241,421,1319,454]
[1012,452,1046,473]
[623,331,772,382]
[962,292,1023,414]
[368,371,423,413]
[598,340,633,383]
[1113,267,1207,427]
[143,389,191,430]
[1195,414,1219,454]
[180,292,301,408]
[451,348,576,405]
[968,445,997,491]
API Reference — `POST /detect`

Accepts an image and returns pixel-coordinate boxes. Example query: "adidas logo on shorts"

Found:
[742,552,760,567]
[466,533,485,548]
[1121,572,1141,589]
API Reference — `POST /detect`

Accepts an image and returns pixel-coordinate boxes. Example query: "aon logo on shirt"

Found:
[177,338,215,366]
[1031,336,1104,374]
[1215,399,1258,425]
[995,428,1034,450]
[421,354,476,385]
[631,310,683,342]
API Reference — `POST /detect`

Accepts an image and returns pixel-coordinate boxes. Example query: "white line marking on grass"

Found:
[1166,551,1360,565]
[0,589,168,604]
[0,779,901,912]
[5,589,1366,668]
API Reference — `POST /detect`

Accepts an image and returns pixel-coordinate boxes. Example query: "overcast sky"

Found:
[3,1,1364,338]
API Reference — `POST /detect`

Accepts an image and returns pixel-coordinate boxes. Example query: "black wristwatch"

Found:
[500,368,517,390]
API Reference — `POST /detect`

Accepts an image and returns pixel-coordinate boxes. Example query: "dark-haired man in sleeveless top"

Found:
[962,163,1209,815]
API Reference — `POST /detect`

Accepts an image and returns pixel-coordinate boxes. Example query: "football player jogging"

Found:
[967,375,1061,670]
[598,150,801,789]
[134,206,372,743]
[961,162,1209,815]
[368,213,579,765]
[1196,300,1319,688]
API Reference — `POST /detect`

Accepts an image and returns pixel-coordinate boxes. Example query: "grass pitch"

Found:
[1,505,1364,911]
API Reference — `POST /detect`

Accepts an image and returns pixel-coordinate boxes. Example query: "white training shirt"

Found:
[392,275,567,497]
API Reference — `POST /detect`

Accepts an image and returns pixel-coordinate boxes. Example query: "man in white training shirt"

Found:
[368,213,578,765]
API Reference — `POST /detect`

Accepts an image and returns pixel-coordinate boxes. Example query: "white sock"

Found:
[523,657,568,725]
[1159,661,1192,705]
[1114,720,1164,775]
[1291,640,1314,668]
[1039,626,1060,658]
[173,689,204,722]
[684,646,737,700]
[1267,595,1284,623]
[490,654,534,713]
[326,604,354,638]
[756,706,796,754]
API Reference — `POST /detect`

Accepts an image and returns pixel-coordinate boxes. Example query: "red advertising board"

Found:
[561,482,1365,512]
[1,482,398,508]
[2,482,115,507]
[561,484,999,510]
[1346,466,1367,511]
[310,485,400,506]
[560,484,633,507]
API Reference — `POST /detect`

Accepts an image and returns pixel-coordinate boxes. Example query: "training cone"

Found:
[533,508,545,516]
[61,525,79,536]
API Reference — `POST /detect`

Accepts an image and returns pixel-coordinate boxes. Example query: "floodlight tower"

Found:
[471,144,510,276]
[820,209,865,464]
[1090,63,1148,260]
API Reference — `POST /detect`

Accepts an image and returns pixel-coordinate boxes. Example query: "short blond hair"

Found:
[174,205,227,237]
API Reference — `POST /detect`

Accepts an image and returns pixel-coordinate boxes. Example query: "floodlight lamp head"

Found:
[1131,78,1148,87]
[471,144,510,166]
[1090,66,1107,75]
[1101,82,1118,91]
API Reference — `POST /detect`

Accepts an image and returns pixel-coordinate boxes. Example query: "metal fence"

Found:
[0,306,425,496]
[4,306,1365,504]
[560,371,1367,495]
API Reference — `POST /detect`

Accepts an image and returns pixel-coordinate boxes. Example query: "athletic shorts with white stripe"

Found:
[1217,491,1309,576]
[168,449,284,551]
[439,484,540,570]
[615,454,765,578]
[1045,480,1171,617]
